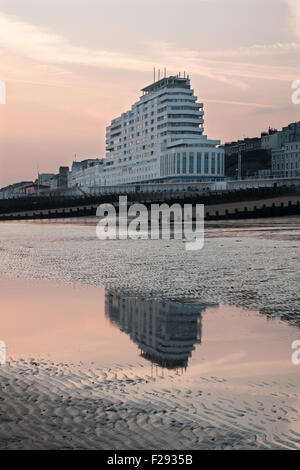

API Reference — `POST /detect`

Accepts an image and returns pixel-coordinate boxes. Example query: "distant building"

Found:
[223,123,300,178]
[0,181,33,199]
[0,182,50,197]
[272,141,300,178]
[270,123,300,178]
[57,166,69,188]
[281,122,300,144]
[260,128,281,150]
[223,137,261,157]
[37,173,55,186]
[225,149,272,179]
[21,183,50,195]
[49,166,69,190]
[71,158,102,172]
[68,159,103,189]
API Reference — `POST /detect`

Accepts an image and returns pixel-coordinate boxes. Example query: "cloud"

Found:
[202,98,277,109]
[146,41,300,83]
[287,0,300,39]
[0,12,150,71]
[198,42,300,58]
[0,11,248,89]
[0,10,299,92]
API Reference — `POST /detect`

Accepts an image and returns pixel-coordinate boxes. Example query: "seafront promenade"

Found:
[0,183,299,221]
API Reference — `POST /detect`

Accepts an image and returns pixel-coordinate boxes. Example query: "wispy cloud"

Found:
[0,10,299,92]
[0,12,150,71]
[197,42,300,58]
[146,41,300,83]
[287,0,300,40]
[0,11,247,89]
[202,98,277,109]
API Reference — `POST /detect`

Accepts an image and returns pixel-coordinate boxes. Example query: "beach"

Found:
[0,217,300,322]
[0,217,300,449]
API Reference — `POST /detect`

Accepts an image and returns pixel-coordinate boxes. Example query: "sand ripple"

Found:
[0,359,299,450]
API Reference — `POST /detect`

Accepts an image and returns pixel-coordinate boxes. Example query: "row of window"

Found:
[285,143,300,151]
[273,161,300,170]
[109,96,195,130]
[108,94,197,133]
[160,152,224,176]
[158,122,201,129]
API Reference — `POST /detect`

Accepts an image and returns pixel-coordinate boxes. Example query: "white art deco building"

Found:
[70,75,225,188]
[105,290,204,370]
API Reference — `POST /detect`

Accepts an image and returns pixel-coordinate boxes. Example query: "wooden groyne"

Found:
[0,186,299,221]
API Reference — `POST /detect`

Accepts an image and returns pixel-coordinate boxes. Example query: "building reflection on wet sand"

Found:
[105,291,212,373]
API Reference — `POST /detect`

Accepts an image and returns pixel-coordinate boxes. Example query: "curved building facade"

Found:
[104,75,224,186]
[70,75,224,189]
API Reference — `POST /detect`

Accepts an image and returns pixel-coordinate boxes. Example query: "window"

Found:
[172,154,176,174]
[182,153,187,174]
[211,154,215,174]
[217,154,221,174]
[204,153,209,174]
[177,153,181,174]
[197,153,202,174]
[189,153,194,173]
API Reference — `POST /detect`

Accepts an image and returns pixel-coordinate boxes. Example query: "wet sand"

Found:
[0,219,300,449]
[1,358,300,449]
[0,277,300,449]
[0,219,299,324]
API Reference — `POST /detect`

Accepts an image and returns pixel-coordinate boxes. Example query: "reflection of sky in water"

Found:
[0,277,299,380]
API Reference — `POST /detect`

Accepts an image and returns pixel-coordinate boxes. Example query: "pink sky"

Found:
[0,0,299,187]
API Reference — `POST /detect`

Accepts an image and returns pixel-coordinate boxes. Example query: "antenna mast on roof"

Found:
[153,67,156,82]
